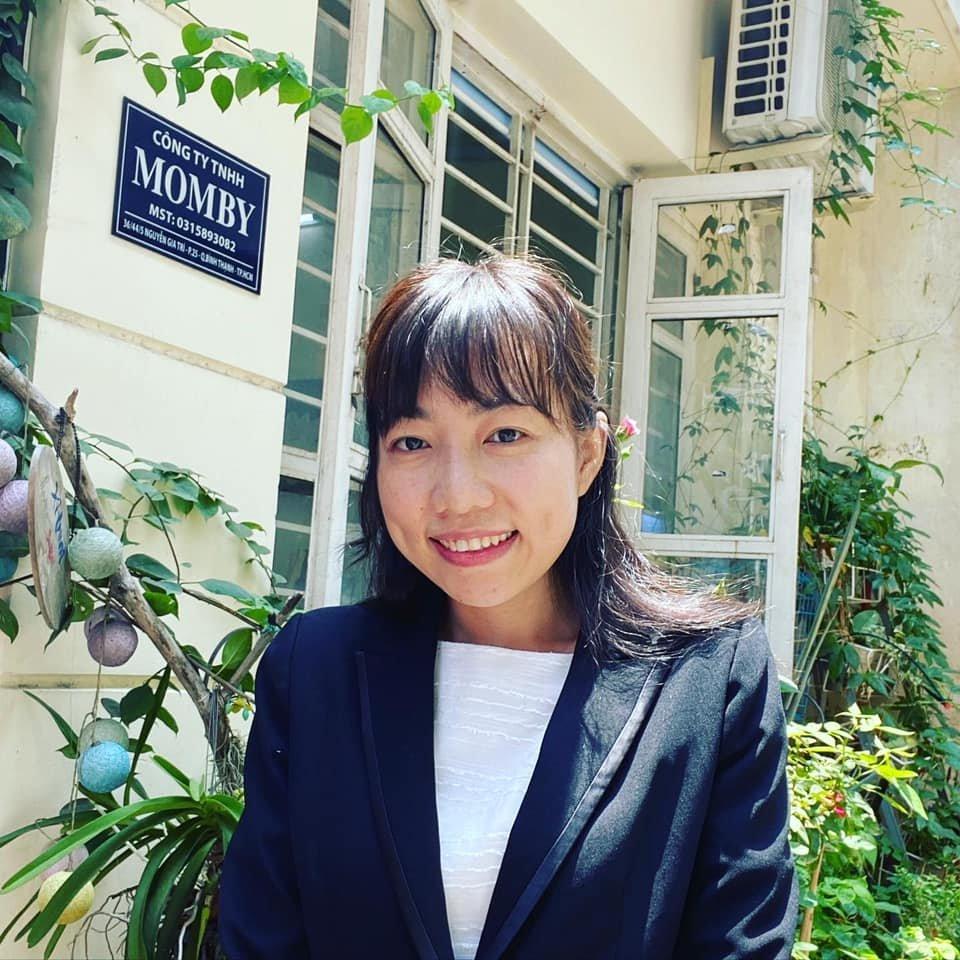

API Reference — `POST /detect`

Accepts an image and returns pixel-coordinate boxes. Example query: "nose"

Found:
[430,447,495,517]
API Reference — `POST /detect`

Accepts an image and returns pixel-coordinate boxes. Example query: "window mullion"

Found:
[307,0,387,608]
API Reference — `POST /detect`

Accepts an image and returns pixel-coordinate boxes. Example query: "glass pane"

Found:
[286,332,326,401]
[529,233,597,307]
[653,235,686,300]
[531,184,598,262]
[382,0,435,142]
[314,0,350,107]
[274,527,311,592]
[642,343,682,533]
[641,315,777,537]
[533,139,600,214]
[654,196,783,297]
[298,207,336,274]
[355,131,425,445]
[653,555,767,605]
[442,176,507,246]
[446,122,509,200]
[451,70,512,151]
[304,142,340,212]
[340,480,370,604]
[293,268,331,338]
[277,476,314,527]
[283,395,321,452]
[439,229,484,262]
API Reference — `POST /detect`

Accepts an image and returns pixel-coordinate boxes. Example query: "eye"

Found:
[392,436,429,452]
[488,428,525,444]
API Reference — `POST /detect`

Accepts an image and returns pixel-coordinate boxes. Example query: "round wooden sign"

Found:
[27,446,71,630]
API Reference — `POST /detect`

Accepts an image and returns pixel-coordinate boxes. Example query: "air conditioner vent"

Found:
[731,0,793,120]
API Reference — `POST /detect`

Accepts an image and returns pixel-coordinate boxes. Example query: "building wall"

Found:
[0,1,314,954]
[811,87,960,670]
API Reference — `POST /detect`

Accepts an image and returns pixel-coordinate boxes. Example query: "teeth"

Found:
[438,531,514,552]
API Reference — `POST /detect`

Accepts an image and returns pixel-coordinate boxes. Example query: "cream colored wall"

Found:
[0,1,314,955]
[451,0,705,174]
[811,87,960,671]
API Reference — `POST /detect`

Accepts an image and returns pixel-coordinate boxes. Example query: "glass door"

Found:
[620,167,813,671]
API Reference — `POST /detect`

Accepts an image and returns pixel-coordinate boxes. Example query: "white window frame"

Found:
[619,166,814,672]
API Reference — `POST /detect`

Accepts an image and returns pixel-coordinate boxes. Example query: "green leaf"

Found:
[361,92,395,115]
[277,74,310,105]
[93,47,128,64]
[198,579,257,603]
[0,89,33,128]
[221,628,253,671]
[126,553,177,582]
[178,67,204,93]
[0,596,18,640]
[341,104,374,144]
[278,52,309,87]
[211,74,233,112]
[421,90,442,115]
[181,22,212,55]
[144,588,178,618]
[152,755,190,791]
[22,691,77,750]
[403,79,428,96]
[142,63,166,96]
[120,684,155,725]
[171,53,201,70]
[417,98,434,134]
[2,53,34,93]
[234,63,262,100]
[0,190,32,240]
[79,34,110,55]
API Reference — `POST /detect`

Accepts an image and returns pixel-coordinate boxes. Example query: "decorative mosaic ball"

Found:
[0,438,16,486]
[68,527,123,580]
[0,479,28,534]
[78,718,129,754]
[0,554,16,581]
[84,606,139,667]
[78,741,131,793]
[0,386,24,435]
[39,844,88,883]
[37,870,95,924]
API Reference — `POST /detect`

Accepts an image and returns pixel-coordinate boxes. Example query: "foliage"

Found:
[887,865,960,949]
[817,0,958,232]
[787,707,958,959]
[76,0,454,142]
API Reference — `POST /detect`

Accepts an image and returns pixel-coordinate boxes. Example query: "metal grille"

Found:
[731,0,794,119]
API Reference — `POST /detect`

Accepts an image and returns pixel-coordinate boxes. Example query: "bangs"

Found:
[365,259,581,437]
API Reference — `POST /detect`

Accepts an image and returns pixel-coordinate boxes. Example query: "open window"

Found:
[620,167,813,672]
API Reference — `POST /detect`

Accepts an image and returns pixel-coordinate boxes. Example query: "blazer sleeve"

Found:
[672,617,799,960]
[218,614,310,959]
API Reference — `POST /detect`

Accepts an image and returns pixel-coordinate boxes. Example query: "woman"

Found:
[218,255,798,959]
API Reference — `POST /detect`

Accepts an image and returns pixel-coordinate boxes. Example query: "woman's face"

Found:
[376,381,605,616]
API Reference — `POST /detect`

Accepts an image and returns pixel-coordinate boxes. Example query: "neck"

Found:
[440,581,579,653]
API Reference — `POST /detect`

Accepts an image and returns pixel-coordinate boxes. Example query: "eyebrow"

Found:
[404,400,520,421]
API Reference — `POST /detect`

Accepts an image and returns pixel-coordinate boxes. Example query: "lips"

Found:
[430,530,519,566]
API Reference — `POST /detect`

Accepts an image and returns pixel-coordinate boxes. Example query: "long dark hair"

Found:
[351,254,759,661]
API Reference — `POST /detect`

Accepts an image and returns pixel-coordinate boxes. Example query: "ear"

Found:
[576,410,608,497]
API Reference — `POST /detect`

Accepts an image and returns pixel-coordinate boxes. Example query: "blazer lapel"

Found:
[473,643,670,960]
[356,601,455,960]
[356,597,670,960]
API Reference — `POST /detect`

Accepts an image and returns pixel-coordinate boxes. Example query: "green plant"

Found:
[787,706,959,959]
[887,865,960,948]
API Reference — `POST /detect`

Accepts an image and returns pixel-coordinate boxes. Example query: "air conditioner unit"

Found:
[721,0,876,197]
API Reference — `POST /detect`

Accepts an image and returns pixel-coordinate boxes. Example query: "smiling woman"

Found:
[218,254,799,960]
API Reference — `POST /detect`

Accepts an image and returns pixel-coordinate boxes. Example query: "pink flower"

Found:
[618,416,639,438]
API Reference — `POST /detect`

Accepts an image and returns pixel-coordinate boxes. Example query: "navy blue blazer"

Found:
[218,598,798,959]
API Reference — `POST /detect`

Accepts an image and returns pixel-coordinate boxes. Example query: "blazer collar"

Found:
[355,598,669,960]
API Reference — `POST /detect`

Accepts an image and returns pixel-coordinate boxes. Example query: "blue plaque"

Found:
[112,97,270,293]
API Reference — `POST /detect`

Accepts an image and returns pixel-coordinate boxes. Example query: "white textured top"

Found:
[433,640,574,960]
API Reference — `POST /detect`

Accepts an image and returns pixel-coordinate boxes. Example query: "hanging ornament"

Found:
[0,479,28,534]
[84,606,139,667]
[37,870,95,924]
[78,717,129,754]
[0,386,24,435]
[77,740,131,793]
[68,527,123,580]
[39,844,88,882]
[0,437,16,486]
